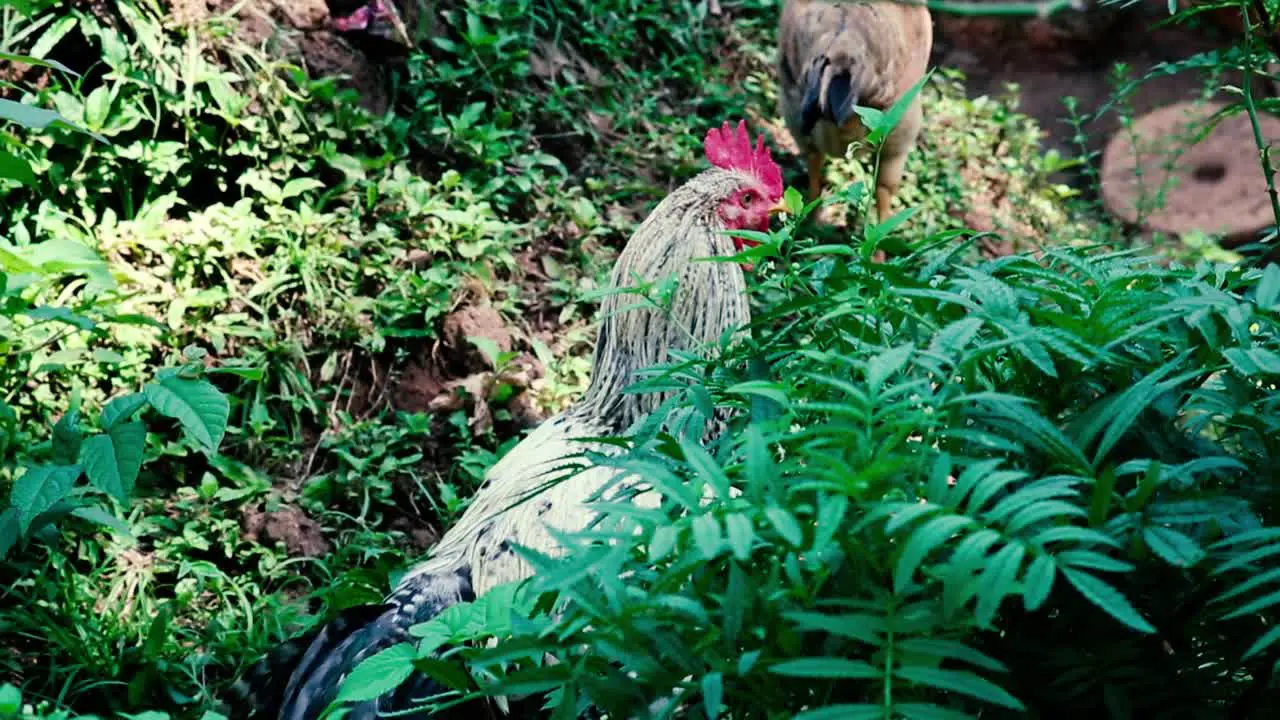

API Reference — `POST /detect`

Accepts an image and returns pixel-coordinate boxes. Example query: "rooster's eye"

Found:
[740,193,755,208]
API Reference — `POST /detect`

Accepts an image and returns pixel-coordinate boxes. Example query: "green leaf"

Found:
[895,666,1024,711]
[784,611,883,645]
[1142,525,1205,568]
[1061,568,1155,633]
[794,706,882,720]
[1022,554,1056,611]
[765,505,803,547]
[0,149,36,186]
[0,51,76,75]
[0,98,106,142]
[649,524,678,562]
[0,682,20,714]
[101,392,148,430]
[769,657,880,679]
[866,69,933,145]
[11,464,81,534]
[80,421,147,502]
[52,410,82,466]
[1242,624,1280,660]
[897,702,979,720]
[976,542,1025,626]
[898,638,1007,673]
[725,380,791,409]
[70,505,133,539]
[1256,263,1280,309]
[681,434,731,501]
[144,376,229,454]
[700,672,722,720]
[866,343,913,393]
[692,513,723,560]
[333,643,417,703]
[281,177,326,200]
[0,508,20,559]
[894,514,974,594]
[725,512,754,561]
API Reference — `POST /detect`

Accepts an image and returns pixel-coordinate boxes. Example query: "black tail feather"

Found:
[231,568,475,720]
[798,58,860,134]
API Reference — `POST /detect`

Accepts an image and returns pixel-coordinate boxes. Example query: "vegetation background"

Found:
[2,0,1280,718]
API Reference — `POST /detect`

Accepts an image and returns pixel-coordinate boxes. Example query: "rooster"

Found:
[232,120,787,720]
[778,0,933,224]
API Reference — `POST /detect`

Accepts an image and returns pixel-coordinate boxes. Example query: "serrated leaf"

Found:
[866,343,913,392]
[895,666,1024,711]
[681,435,731,501]
[1143,525,1204,568]
[80,421,146,502]
[895,514,974,594]
[975,542,1025,626]
[1061,568,1155,633]
[144,376,229,454]
[334,643,417,703]
[11,464,80,533]
[769,657,880,679]
[898,638,1007,673]
[784,611,883,645]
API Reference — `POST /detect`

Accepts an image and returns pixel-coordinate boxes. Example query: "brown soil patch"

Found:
[242,504,331,557]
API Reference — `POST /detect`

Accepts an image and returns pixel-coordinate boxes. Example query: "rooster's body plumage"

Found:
[232,123,785,720]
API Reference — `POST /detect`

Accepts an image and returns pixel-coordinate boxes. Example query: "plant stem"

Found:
[1241,1,1280,236]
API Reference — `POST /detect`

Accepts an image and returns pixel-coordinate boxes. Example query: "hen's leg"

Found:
[870,99,924,262]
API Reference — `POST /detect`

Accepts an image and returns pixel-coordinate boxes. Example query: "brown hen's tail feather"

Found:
[798,57,860,135]
[228,569,475,720]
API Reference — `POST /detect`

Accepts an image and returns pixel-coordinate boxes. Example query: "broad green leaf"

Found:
[333,643,417,703]
[0,98,106,142]
[1142,525,1205,568]
[1061,568,1155,633]
[895,666,1024,711]
[769,657,880,679]
[11,464,81,533]
[144,376,229,453]
[0,508,20,559]
[80,421,147,502]
[1256,262,1280,309]
[281,177,326,200]
[101,392,148,430]
[52,410,82,465]
[0,682,19,714]
[0,149,36,186]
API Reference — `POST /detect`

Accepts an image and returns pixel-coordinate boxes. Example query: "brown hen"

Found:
[778,0,933,223]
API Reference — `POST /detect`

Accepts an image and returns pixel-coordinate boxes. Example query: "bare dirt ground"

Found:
[932,2,1245,187]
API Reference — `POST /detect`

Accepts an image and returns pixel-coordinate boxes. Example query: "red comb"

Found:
[703,120,784,200]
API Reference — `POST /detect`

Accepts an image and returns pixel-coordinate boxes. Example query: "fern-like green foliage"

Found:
[344,190,1280,718]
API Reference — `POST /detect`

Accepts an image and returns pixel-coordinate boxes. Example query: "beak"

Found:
[767,198,788,217]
